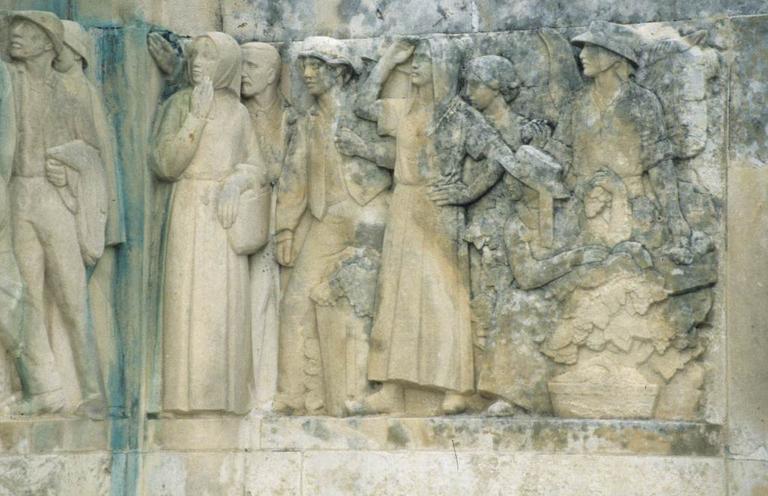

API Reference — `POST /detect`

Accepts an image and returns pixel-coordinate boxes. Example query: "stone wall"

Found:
[0,1,765,495]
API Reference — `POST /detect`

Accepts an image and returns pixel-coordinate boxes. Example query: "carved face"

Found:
[465,76,498,112]
[189,38,218,86]
[301,57,335,96]
[579,44,619,77]
[9,20,54,60]
[241,51,278,98]
[410,45,433,88]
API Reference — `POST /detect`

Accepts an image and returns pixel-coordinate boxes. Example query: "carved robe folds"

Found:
[153,33,262,414]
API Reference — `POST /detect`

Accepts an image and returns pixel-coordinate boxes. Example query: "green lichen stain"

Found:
[387,421,410,447]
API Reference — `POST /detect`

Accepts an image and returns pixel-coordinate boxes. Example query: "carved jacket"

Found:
[276,95,392,233]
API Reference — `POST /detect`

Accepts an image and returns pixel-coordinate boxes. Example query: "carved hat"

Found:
[7,10,64,56]
[571,21,640,66]
[61,20,91,68]
[190,32,242,95]
[298,36,360,75]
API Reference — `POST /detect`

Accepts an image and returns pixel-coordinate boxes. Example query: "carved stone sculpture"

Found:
[7,11,107,418]
[355,37,567,415]
[152,31,266,415]
[274,36,393,415]
[240,42,295,410]
[56,19,126,416]
[536,21,716,419]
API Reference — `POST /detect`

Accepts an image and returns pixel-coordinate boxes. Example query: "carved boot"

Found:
[360,383,405,415]
[11,390,65,416]
[272,393,306,415]
[441,392,468,415]
[75,394,107,420]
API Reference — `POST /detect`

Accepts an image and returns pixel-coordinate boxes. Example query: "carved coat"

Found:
[153,33,260,414]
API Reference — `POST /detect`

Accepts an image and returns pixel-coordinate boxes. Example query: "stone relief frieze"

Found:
[0,10,723,424]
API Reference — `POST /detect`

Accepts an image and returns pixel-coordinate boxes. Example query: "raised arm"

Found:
[355,39,415,123]
[151,81,213,182]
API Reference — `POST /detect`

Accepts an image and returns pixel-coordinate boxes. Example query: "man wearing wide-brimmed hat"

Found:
[546,20,691,262]
[6,10,106,418]
[56,19,126,417]
[273,36,393,414]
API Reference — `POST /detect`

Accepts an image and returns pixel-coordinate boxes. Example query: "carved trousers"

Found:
[278,195,388,410]
[10,177,103,402]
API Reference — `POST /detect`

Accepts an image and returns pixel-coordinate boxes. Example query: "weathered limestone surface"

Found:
[0,1,764,495]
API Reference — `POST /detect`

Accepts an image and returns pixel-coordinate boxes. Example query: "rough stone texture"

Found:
[0,2,764,496]
[727,14,768,462]
[0,453,111,496]
[729,460,768,496]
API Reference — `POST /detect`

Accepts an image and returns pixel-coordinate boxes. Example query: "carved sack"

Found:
[228,186,271,255]
[47,140,108,266]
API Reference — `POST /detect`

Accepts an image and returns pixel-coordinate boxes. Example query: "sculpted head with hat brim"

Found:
[56,20,91,74]
[572,21,640,80]
[7,11,64,64]
[298,36,359,96]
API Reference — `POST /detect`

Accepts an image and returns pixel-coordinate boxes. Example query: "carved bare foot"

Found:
[75,395,107,420]
[441,392,468,415]
[11,391,65,416]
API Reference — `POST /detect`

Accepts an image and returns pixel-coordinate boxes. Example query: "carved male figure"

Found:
[56,19,126,415]
[274,36,392,414]
[7,11,107,417]
[0,59,19,407]
[240,42,296,409]
[546,21,691,260]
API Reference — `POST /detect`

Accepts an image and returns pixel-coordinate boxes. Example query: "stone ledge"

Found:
[0,417,114,455]
[146,415,722,457]
[142,450,727,496]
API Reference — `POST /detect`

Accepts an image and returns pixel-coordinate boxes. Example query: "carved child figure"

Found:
[7,11,107,418]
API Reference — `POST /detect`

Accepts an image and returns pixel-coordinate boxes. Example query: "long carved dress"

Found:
[152,33,259,414]
[368,39,477,394]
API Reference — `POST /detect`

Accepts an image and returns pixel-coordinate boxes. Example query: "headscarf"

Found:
[190,32,242,96]
[418,36,462,123]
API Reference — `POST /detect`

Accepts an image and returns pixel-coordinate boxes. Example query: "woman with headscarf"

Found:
[152,32,265,415]
[355,37,564,414]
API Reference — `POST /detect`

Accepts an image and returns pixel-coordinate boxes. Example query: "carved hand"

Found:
[45,159,67,188]
[576,245,610,265]
[334,127,366,157]
[148,33,178,76]
[275,230,295,267]
[521,119,551,147]
[427,182,472,206]
[191,77,214,119]
[612,241,653,268]
[383,39,416,66]
[217,181,240,229]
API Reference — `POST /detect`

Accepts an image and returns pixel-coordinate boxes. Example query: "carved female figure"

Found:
[152,32,263,414]
[356,38,563,414]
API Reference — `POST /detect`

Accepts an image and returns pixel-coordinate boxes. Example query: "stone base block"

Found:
[140,415,727,495]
